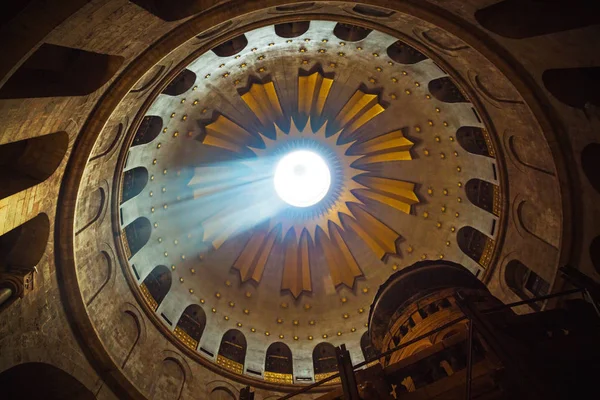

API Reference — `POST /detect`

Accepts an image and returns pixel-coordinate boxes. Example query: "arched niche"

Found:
[386,40,427,64]
[428,77,467,103]
[0,131,69,200]
[465,179,499,216]
[333,23,373,42]
[312,342,338,378]
[543,67,600,109]
[210,387,236,400]
[130,0,218,22]
[352,4,394,18]
[0,362,95,400]
[151,357,186,400]
[162,69,196,96]
[212,34,248,57]
[582,143,600,194]
[474,0,600,39]
[0,43,123,99]
[141,265,171,311]
[505,260,550,308]
[591,236,600,275]
[274,21,310,38]
[175,304,206,349]
[132,116,162,147]
[361,332,378,362]
[123,217,151,259]
[456,126,493,157]
[0,213,49,271]
[121,167,149,204]
[265,342,293,378]
[217,329,247,374]
[457,226,494,267]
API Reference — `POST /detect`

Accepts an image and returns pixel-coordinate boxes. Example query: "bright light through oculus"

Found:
[274,150,331,208]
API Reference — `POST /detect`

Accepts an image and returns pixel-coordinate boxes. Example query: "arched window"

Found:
[132,116,162,147]
[428,77,467,103]
[386,40,427,64]
[582,143,600,194]
[457,226,494,268]
[0,43,123,99]
[456,126,493,157]
[333,23,373,42]
[591,236,600,275]
[465,179,500,216]
[162,69,196,96]
[265,342,293,383]
[175,304,206,350]
[0,132,68,200]
[313,342,338,379]
[121,167,149,204]
[123,217,151,259]
[0,362,95,400]
[474,0,600,39]
[352,4,394,18]
[505,260,550,309]
[361,332,378,362]
[140,265,171,311]
[217,329,247,374]
[0,214,49,310]
[130,0,211,21]
[543,67,600,109]
[274,21,310,38]
[212,34,248,57]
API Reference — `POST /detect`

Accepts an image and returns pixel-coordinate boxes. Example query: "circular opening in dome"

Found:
[274,150,331,207]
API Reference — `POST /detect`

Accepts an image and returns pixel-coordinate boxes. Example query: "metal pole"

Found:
[481,287,584,314]
[465,319,473,400]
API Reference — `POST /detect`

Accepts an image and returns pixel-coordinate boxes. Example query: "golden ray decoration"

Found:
[189,71,420,297]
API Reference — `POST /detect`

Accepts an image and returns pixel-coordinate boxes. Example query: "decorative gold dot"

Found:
[435,136,441,142]
[192,85,198,91]
[240,63,247,68]
[458,197,462,203]
[428,120,434,126]
[440,152,446,159]
[441,205,447,212]
[435,107,441,113]
[215,292,221,299]
[180,99,185,104]
[365,323,369,327]
[157,237,162,243]
[437,222,443,228]
[340,297,347,303]
[277,318,283,324]
[293,320,299,326]
[329,62,336,68]
[405,89,411,95]
[391,77,398,83]
[268,42,274,46]
[229,301,235,307]
[245,291,251,298]
[152,159,157,165]
[243,309,249,315]
[200,299,205,304]
[301,60,308,65]
[153,222,158,228]
[375,66,382,72]
[237,322,242,327]
[323,334,328,338]
[224,316,229,321]
[318,49,326,53]
[439,254,444,259]
[258,67,265,72]
[358,308,365,314]
[421,254,427,260]
[368,77,376,84]
[308,335,313,340]
[204,74,210,79]
[402,71,408,76]
[225,280,231,286]
[443,121,449,127]
[251,328,256,332]
[388,61,393,66]
[357,46,363,50]
[415,125,421,132]
[187,131,193,137]
[390,93,397,100]
[458,182,463,187]
[234,79,240,85]
[258,55,265,60]
[407,246,414,253]
[454,151,459,157]
[456,166,462,172]
[322,39,328,43]
[190,268,195,274]
[443,189,449,196]
[449,136,455,142]
[180,254,185,260]
[337,331,342,336]
[362,287,369,294]
[451,226,456,232]
[304,38,311,42]
[163,169,167,175]
[293,336,299,340]
[309,320,316,325]
[150,175,155,181]
[424,149,430,156]
[343,313,349,319]
[286,39,292,43]
[279,334,284,339]
[151,207,155,213]
[265,331,270,336]
[201,108,208,114]
[251,47,257,51]
[171,265,176,270]
[222,72,229,78]
[338,52,345,57]
[415,82,421,87]
[392,264,398,270]
[304,303,311,310]
[372,53,379,57]
[163,204,168,209]
[455,212,460,217]
[351,327,357,332]
[170,112,176,118]
[211,308,216,313]
[173,131,179,138]
[339,42,345,46]
[427,188,434,196]
[179,277,184,282]
[299,47,307,53]
[235,55,241,59]
[425,94,431,99]
[446,241,451,246]
[189,289,194,294]
[423,211,429,219]
[218,63,225,68]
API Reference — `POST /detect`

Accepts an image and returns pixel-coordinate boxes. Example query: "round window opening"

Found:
[274,150,331,208]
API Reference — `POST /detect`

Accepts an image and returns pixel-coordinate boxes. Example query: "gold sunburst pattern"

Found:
[188,70,419,298]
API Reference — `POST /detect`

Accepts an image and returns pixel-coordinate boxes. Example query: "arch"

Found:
[543,67,600,109]
[386,40,427,64]
[130,0,218,21]
[333,23,373,42]
[0,213,49,270]
[274,21,310,38]
[361,332,378,362]
[212,34,248,57]
[121,167,149,203]
[428,77,467,103]
[75,186,106,235]
[582,143,600,194]
[141,265,171,310]
[352,4,395,18]
[162,69,196,96]
[456,127,493,157]
[465,179,499,216]
[175,304,206,349]
[475,0,600,39]
[0,43,123,99]
[210,387,236,400]
[81,250,112,306]
[591,236,600,275]
[312,342,338,376]
[151,357,186,400]
[132,116,162,146]
[123,217,151,258]
[457,226,492,266]
[218,329,247,373]
[265,342,293,376]
[0,362,95,400]
[505,260,550,307]
[0,131,69,200]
